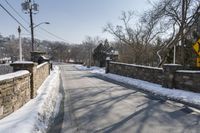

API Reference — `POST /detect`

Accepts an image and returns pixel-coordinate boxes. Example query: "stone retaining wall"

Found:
[35,62,50,94]
[109,62,163,84]
[108,61,200,93]
[11,62,50,98]
[175,70,200,92]
[0,62,50,119]
[0,71,31,119]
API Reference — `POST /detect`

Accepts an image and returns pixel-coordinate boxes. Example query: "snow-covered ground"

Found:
[75,65,200,109]
[75,65,105,73]
[0,66,62,133]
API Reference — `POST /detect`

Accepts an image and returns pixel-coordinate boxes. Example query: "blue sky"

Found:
[0,0,153,43]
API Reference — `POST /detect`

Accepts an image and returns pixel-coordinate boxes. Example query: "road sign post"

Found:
[197,58,200,67]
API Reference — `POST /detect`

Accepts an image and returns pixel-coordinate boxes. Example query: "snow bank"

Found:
[75,65,200,108]
[110,62,163,70]
[176,70,200,74]
[100,73,200,106]
[37,62,49,69]
[12,61,34,64]
[0,70,29,81]
[0,66,61,133]
[75,65,104,71]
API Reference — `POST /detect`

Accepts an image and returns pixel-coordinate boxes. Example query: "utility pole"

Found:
[18,26,22,61]
[22,0,39,52]
[181,0,186,66]
[29,0,34,51]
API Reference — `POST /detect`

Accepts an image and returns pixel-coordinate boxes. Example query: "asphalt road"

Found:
[48,64,200,133]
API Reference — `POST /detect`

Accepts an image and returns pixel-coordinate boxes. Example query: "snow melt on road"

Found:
[75,65,200,108]
[0,66,62,133]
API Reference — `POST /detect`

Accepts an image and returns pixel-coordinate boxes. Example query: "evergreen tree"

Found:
[93,40,111,67]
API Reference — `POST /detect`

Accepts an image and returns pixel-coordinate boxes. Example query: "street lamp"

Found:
[33,22,50,28]
[30,21,50,61]
[30,21,50,51]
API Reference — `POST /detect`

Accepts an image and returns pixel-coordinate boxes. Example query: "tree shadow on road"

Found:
[62,73,200,133]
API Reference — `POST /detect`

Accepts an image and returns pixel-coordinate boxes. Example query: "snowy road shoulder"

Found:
[75,65,200,109]
[0,66,62,133]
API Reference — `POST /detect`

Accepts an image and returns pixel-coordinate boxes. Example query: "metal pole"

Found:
[18,26,22,61]
[173,43,176,64]
[89,47,92,68]
[29,0,34,51]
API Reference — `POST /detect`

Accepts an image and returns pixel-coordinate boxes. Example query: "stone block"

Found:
[0,86,13,94]
[12,96,18,103]
[13,102,22,111]
[163,64,183,88]
[183,75,190,80]
[0,83,13,92]
[25,90,30,102]
[0,106,3,116]
[184,80,193,86]
[3,105,13,116]
[0,98,2,105]
[6,89,13,96]
[0,79,13,86]
[3,95,12,103]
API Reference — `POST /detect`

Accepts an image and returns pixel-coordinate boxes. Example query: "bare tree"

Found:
[148,0,200,66]
[82,36,99,67]
[105,0,200,67]
[104,11,164,65]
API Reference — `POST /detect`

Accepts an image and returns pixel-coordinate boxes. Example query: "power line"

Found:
[2,1,69,43]
[0,3,30,33]
[38,26,70,43]
[4,0,29,25]
[4,0,48,41]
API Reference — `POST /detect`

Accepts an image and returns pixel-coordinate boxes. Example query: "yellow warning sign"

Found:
[193,39,200,56]
[197,58,200,67]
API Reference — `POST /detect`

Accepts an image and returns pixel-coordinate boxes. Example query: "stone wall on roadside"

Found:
[109,62,163,84]
[35,62,50,94]
[0,71,31,119]
[108,61,200,93]
[10,62,50,98]
[175,70,200,92]
[0,62,50,120]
